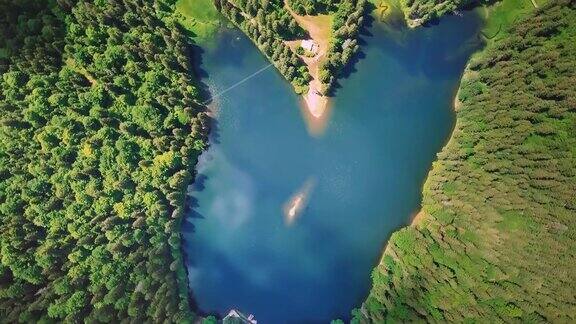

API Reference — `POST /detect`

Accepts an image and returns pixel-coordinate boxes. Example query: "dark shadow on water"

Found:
[189,211,203,221]
[191,174,208,192]
[187,289,214,319]
[208,117,221,144]
[184,172,210,221]
[422,16,441,27]
[188,42,213,103]
[328,50,366,96]
[360,10,376,37]
[180,239,218,319]
[186,195,201,211]
[327,11,375,97]
[184,249,252,321]
[182,182,211,315]
[336,50,367,78]
[182,217,197,234]
[182,36,219,315]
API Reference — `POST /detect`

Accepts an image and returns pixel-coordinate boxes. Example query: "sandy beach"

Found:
[304,80,329,118]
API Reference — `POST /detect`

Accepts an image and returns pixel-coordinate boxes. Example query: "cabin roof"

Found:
[223,309,257,324]
[301,39,318,52]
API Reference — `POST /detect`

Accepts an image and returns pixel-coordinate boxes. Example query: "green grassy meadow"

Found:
[481,0,546,41]
[175,0,222,42]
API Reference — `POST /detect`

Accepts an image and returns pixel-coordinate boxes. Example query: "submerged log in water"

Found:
[283,178,316,226]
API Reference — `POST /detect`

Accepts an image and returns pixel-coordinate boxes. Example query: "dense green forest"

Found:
[213,0,365,94]
[356,0,576,322]
[0,0,207,321]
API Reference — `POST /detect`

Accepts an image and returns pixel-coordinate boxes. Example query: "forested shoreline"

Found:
[0,0,207,321]
[357,0,576,321]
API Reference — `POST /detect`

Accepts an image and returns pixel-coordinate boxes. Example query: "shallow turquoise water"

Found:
[183,13,482,323]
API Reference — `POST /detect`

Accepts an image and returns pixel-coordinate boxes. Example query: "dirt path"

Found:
[283,0,333,122]
[284,1,332,79]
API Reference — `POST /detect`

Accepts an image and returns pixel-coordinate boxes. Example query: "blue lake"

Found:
[183,12,483,323]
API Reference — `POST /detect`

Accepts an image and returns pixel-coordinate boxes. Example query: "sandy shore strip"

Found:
[411,210,426,226]
[298,94,332,136]
[304,80,329,118]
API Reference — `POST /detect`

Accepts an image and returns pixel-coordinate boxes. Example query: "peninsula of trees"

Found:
[356,0,576,321]
[213,0,366,95]
[0,0,206,321]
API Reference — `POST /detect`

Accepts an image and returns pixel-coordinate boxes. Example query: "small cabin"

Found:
[223,309,257,324]
[301,39,319,54]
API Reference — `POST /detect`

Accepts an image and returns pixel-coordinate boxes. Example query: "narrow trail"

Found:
[283,0,332,80]
[283,0,332,121]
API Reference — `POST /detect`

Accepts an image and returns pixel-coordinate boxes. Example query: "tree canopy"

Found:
[0,0,208,321]
[356,1,576,322]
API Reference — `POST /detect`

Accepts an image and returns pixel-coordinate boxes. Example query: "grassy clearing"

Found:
[175,0,222,41]
[176,0,220,21]
[481,0,546,42]
[463,0,546,64]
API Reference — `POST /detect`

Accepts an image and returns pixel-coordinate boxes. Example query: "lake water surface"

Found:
[183,12,483,323]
